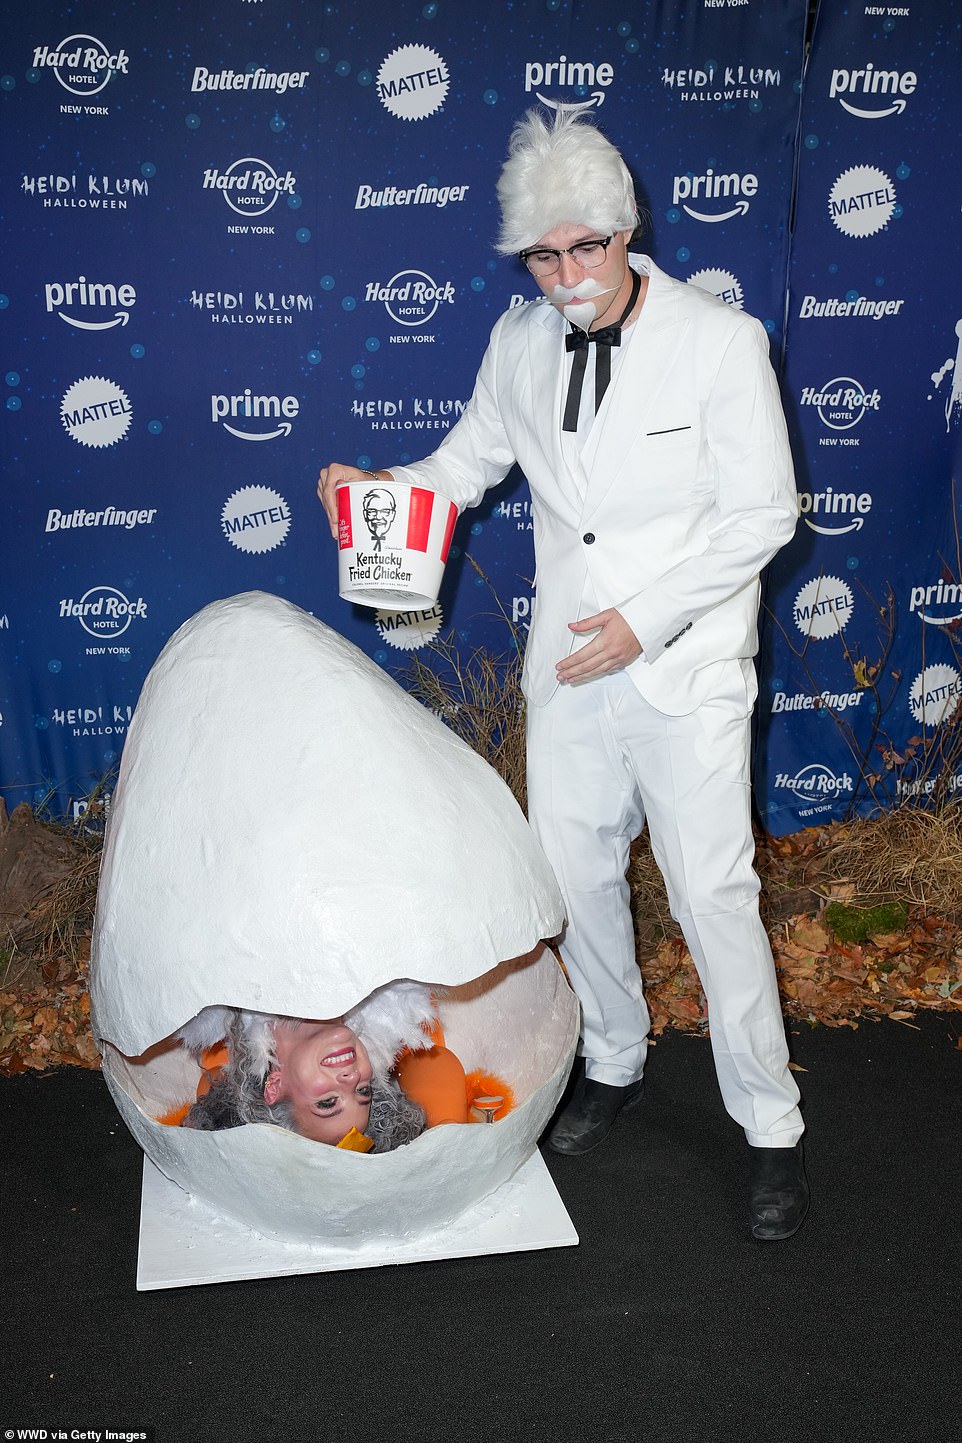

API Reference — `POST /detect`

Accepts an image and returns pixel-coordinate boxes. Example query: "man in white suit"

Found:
[319,110,808,1240]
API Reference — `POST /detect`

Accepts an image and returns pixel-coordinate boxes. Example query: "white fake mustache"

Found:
[548,278,619,304]
[548,278,621,332]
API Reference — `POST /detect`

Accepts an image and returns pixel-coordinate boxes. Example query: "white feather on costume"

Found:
[345,980,436,1081]
[174,1005,234,1055]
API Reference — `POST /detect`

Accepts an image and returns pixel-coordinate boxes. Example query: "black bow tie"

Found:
[562,268,642,433]
[565,324,624,353]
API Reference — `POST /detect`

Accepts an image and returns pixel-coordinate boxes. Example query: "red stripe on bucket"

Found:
[440,500,457,563]
[406,487,435,552]
[336,487,353,550]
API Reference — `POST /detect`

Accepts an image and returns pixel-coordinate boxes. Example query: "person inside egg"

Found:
[179,1010,425,1153]
[166,979,514,1152]
[170,982,433,1152]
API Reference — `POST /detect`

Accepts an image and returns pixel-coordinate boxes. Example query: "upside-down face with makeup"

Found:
[263,1020,374,1146]
[173,994,429,1154]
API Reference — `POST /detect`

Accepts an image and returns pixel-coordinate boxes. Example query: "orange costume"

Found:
[394,1020,514,1127]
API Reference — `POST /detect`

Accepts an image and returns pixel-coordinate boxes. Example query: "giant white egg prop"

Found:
[91,591,577,1245]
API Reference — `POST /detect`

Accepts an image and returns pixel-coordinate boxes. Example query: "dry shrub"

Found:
[816,805,962,915]
[2,842,101,989]
[628,835,678,950]
[18,843,101,956]
[403,633,529,815]
[1,813,101,1071]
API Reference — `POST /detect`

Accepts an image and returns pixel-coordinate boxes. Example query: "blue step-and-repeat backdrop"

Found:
[1,1,960,834]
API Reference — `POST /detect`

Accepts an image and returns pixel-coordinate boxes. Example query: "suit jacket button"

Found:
[583,532,595,544]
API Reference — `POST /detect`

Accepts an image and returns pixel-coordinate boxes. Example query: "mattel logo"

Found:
[793,575,854,640]
[909,664,962,726]
[829,165,896,239]
[687,268,744,309]
[221,485,291,553]
[374,602,444,651]
[377,44,449,121]
[60,376,132,449]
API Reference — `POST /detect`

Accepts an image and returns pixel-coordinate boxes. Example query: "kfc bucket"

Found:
[336,479,458,611]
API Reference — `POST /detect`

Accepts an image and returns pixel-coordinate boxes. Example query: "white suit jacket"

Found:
[390,256,798,714]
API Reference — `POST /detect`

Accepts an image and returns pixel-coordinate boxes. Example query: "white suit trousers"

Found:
[526,664,803,1147]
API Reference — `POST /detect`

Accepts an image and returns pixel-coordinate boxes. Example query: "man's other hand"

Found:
[556,610,643,684]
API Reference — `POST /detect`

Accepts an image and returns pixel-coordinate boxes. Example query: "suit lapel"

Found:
[525,300,587,514]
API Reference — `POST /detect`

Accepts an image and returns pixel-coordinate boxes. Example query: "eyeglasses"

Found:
[518,236,614,277]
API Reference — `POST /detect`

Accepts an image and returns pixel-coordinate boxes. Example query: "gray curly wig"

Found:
[495,107,640,255]
[182,1008,426,1153]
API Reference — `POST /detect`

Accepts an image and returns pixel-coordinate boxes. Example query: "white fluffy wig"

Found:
[495,107,640,255]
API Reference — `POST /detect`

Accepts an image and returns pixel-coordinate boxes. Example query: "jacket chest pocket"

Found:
[639,425,708,498]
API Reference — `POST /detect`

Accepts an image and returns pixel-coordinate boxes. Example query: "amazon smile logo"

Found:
[671,169,758,222]
[523,54,615,115]
[210,388,300,440]
[44,274,136,329]
[828,63,917,119]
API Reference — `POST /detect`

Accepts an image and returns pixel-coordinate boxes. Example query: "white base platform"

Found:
[136,1150,579,1290]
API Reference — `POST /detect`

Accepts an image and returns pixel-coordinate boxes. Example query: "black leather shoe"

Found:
[748,1141,810,1241]
[546,1076,644,1155]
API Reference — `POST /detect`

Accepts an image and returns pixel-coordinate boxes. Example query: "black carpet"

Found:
[3,1013,960,1443]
